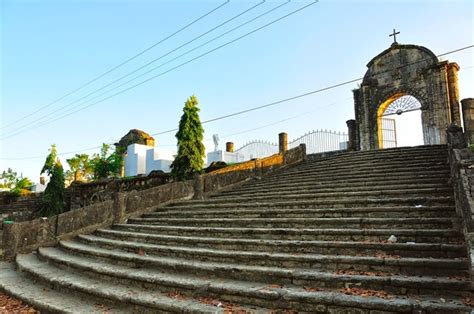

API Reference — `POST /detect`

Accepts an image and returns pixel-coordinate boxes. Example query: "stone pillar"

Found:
[446,123,467,149]
[113,192,127,224]
[2,222,17,261]
[447,62,461,126]
[279,133,288,154]
[346,119,356,151]
[462,98,474,145]
[225,142,234,153]
[193,174,204,200]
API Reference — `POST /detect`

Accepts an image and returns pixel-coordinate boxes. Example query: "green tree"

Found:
[0,168,19,189]
[170,95,205,180]
[66,154,93,182]
[91,144,122,180]
[40,145,65,217]
[40,161,65,217]
[41,144,57,175]
[0,168,32,197]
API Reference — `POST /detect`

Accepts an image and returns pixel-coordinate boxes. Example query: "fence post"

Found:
[279,132,288,154]
[346,119,356,151]
[226,142,234,153]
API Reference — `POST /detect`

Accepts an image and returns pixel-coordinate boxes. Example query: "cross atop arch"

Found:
[389,29,400,44]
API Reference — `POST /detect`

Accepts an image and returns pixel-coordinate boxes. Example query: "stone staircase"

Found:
[1,145,473,312]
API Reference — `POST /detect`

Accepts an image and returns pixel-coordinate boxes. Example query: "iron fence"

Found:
[233,129,348,161]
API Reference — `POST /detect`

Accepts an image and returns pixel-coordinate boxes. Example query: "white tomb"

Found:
[124,144,174,177]
[206,150,245,164]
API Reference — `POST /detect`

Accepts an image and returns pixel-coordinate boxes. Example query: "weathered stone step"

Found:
[162,198,454,212]
[217,182,450,198]
[262,167,450,182]
[0,262,130,313]
[298,150,447,166]
[302,153,447,166]
[303,153,448,170]
[208,187,453,202]
[94,229,466,258]
[275,160,449,178]
[66,237,469,277]
[247,170,450,188]
[16,254,250,313]
[169,195,454,208]
[128,217,455,231]
[114,224,464,243]
[232,176,449,193]
[37,247,472,310]
[150,205,455,219]
[306,145,447,162]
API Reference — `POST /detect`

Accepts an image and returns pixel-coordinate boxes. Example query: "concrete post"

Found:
[279,133,288,154]
[225,142,234,153]
[346,119,356,151]
[462,98,474,145]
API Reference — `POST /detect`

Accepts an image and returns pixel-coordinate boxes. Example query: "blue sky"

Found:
[1,0,473,181]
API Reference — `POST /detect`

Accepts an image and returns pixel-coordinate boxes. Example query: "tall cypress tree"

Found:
[40,160,65,217]
[40,145,65,217]
[171,95,205,180]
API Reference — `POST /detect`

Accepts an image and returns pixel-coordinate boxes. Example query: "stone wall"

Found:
[449,149,474,230]
[0,194,42,224]
[68,172,171,209]
[1,144,306,261]
[447,134,474,279]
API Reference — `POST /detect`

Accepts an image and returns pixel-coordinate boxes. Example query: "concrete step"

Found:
[304,152,448,169]
[113,224,464,243]
[216,182,451,198]
[274,160,449,178]
[37,247,472,310]
[258,168,450,186]
[150,205,456,219]
[64,238,469,277]
[299,154,448,167]
[127,217,456,229]
[0,262,132,313]
[243,171,450,188]
[306,145,447,162]
[34,249,465,313]
[94,229,467,258]
[231,176,449,192]
[206,187,453,202]
[16,253,255,313]
[168,196,454,209]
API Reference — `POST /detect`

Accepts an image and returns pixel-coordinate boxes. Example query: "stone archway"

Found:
[352,42,461,150]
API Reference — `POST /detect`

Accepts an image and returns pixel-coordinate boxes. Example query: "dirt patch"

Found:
[0,292,38,313]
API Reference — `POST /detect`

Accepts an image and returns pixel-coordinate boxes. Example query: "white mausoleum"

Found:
[124,144,174,177]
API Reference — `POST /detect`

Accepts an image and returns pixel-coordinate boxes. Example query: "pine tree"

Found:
[170,95,205,180]
[40,160,65,217]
